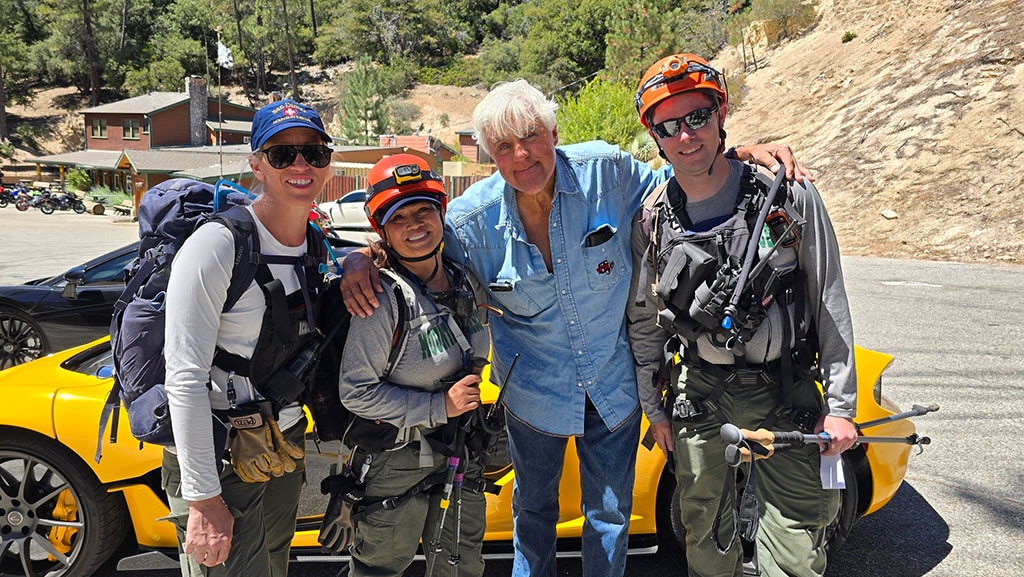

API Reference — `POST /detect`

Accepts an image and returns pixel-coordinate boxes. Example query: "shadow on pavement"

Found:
[825,482,950,577]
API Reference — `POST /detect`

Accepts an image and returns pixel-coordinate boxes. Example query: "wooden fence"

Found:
[317,174,488,205]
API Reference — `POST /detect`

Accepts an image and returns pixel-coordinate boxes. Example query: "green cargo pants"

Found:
[349,441,487,577]
[161,417,306,577]
[671,364,840,577]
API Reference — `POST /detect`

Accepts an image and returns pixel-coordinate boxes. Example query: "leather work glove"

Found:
[268,417,305,472]
[318,494,356,554]
[228,407,297,483]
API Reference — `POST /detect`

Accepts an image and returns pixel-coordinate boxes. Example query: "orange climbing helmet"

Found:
[364,154,447,233]
[634,53,728,129]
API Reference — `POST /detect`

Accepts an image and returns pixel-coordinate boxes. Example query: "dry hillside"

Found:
[7,0,1022,266]
[718,0,1024,265]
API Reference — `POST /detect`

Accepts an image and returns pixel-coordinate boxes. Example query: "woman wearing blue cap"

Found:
[161,99,333,577]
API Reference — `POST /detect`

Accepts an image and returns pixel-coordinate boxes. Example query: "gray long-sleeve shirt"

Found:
[628,160,857,419]
[339,266,491,430]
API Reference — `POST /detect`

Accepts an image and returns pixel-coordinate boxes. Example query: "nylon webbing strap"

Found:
[712,453,761,554]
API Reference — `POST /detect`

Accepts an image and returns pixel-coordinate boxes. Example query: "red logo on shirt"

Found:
[596,260,614,275]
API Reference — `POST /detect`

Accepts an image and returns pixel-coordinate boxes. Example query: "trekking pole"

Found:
[426,419,469,577]
[856,403,939,431]
[721,168,787,333]
[485,353,519,423]
[449,465,465,577]
[720,423,932,467]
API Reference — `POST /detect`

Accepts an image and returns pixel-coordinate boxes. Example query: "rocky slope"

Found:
[718,0,1024,265]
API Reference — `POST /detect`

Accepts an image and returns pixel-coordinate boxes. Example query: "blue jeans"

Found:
[506,398,640,577]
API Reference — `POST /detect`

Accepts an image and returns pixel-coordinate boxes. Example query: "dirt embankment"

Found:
[719,0,1024,265]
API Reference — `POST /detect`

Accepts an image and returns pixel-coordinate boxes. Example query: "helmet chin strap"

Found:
[383,234,445,283]
[707,127,728,176]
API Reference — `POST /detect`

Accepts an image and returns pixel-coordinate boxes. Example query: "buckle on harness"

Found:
[379,496,400,511]
[673,397,717,421]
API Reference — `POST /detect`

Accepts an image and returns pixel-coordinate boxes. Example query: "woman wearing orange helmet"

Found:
[329,153,492,577]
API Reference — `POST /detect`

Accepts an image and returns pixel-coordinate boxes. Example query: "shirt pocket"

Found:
[581,225,627,291]
[489,272,556,318]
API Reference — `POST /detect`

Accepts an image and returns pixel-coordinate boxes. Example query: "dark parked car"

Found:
[0,243,138,369]
[0,235,361,369]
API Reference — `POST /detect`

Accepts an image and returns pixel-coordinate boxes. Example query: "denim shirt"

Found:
[444,141,664,436]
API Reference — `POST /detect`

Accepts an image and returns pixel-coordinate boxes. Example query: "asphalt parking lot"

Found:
[1,206,1022,576]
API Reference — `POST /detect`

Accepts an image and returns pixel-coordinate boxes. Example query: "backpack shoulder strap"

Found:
[378,268,417,379]
[208,205,262,312]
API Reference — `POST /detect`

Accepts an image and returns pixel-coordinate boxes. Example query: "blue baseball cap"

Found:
[250,99,330,151]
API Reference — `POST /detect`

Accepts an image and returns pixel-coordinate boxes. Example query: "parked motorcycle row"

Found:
[0,183,86,214]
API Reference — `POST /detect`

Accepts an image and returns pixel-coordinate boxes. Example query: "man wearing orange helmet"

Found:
[631,53,858,576]
[327,153,492,577]
[340,79,806,577]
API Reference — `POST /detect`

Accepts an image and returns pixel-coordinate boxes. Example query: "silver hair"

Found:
[472,79,558,157]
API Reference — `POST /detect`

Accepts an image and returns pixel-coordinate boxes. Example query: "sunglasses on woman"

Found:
[651,105,719,139]
[259,144,333,169]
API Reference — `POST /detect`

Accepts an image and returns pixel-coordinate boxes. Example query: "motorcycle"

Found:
[14,189,55,214]
[0,185,14,208]
[50,190,87,214]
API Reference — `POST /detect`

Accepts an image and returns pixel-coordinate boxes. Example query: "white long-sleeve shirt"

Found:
[164,206,306,501]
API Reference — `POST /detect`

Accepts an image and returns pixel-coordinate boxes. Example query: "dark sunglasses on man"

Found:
[651,105,719,139]
[259,144,333,169]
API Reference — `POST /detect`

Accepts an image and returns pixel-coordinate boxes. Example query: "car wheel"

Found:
[825,455,860,557]
[39,201,55,215]
[656,467,686,553]
[0,310,47,370]
[72,201,87,214]
[0,431,130,577]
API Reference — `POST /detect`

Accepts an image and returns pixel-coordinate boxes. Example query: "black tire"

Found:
[0,309,48,370]
[656,466,687,553]
[0,197,7,208]
[39,200,55,215]
[71,200,86,214]
[15,199,29,212]
[0,431,130,577]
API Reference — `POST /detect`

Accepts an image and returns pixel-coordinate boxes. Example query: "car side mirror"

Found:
[62,267,86,300]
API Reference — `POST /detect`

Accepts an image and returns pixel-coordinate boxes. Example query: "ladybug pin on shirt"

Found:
[596,260,614,275]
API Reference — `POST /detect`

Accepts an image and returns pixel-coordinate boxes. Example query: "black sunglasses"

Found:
[651,105,719,139]
[259,144,333,169]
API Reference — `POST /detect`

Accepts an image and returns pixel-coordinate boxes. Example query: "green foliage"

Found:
[314,0,462,67]
[751,0,818,44]
[841,30,857,43]
[0,139,14,160]
[419,58,482,87]
[66,168,92,192]
[338,56,392,145]
[88,185,130,205]
[604,0,727,86]
[477,36,521,87]
[555,77,642,149]
[518,0,615,93]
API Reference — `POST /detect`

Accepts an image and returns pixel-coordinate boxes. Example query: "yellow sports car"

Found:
[0,339,924,576]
